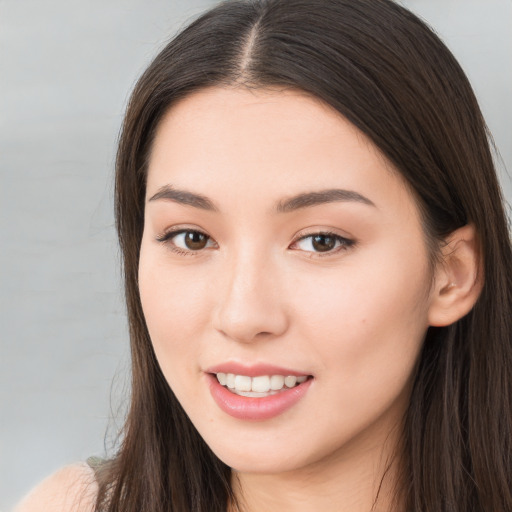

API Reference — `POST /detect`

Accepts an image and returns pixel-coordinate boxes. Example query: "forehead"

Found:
[146,86,415,217]
[151,86,372,162]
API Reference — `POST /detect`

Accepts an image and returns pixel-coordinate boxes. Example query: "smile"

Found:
[216,373,309,396]
[207,369,313,420]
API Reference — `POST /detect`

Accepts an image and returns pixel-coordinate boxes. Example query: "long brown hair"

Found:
[96,1,512,510]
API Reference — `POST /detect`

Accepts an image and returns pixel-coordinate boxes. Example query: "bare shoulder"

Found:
[14,463,98,512]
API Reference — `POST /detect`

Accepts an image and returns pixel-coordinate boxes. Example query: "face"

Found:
[139,87,434,475]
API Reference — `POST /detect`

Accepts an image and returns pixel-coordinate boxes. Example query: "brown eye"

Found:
[157,229,215,253]
[311,234,337,252]
[293,232,354,255]
[183,231,209,250]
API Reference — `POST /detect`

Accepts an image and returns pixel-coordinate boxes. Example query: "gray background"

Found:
[1,1,510,510]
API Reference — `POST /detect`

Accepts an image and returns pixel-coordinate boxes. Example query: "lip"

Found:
[206,370,313,421]
[205,362,311,378]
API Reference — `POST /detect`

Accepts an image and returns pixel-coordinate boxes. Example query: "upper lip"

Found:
[205,362,311,377]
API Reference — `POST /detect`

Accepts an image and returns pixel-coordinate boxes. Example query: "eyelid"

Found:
[156,224,211,241]
[155,225,355,257]
[290,229,356,257]
[156,226,217,256]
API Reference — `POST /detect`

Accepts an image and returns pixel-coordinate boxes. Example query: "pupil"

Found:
[312,234,335,252]
[185,231,208,250]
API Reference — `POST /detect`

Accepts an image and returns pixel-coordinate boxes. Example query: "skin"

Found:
[14,464,96,512]
[15,86,481,512]
[138,86,437,512]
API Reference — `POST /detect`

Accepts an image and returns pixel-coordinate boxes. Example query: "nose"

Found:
[212,247,289,343]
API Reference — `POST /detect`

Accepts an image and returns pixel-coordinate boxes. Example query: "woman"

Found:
[17,0,512,511]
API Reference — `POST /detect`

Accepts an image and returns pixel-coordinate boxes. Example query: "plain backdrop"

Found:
[1,1,510,510]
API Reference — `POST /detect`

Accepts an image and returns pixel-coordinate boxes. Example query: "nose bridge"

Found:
[214,241,288,342]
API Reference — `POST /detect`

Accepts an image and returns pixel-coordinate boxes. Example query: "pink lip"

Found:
[206,372,313,421]
[205,362,310,378]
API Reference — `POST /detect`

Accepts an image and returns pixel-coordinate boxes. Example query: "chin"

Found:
[194,421,340,476]
[214,447,305,475]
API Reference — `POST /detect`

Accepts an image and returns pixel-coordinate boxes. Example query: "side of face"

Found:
[137,86,440,475]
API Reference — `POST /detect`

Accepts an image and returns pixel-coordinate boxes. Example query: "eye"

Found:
[157,229,216,254]
[292,232,354,255]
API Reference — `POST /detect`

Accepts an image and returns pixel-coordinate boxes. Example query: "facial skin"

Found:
[139,87,437,511]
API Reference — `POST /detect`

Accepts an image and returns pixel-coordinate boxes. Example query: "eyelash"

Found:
[292,230,355,257]
[155,229,215,257]
[156,228,355,258]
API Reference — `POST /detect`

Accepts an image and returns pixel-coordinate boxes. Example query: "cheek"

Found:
[283,255,431,447]
[137,246,212,380]
[291,243,431,379]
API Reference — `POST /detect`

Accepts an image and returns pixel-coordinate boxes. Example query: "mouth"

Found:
[214,372,311,397]
[206,368,314,420]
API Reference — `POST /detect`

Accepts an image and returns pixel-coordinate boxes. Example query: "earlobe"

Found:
[428,224,484,327]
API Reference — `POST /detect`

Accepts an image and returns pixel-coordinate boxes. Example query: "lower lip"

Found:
[207,374,313,421]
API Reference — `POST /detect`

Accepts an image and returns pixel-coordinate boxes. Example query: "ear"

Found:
[428,224,484,327]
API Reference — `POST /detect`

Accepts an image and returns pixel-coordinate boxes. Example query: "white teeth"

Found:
[234,375,252,391]
[251,375,270,393]
[284,376,297,388]
[236,390,277,397]
[215,373,309,394]
[226,373,235,389]
[270,375,285,390]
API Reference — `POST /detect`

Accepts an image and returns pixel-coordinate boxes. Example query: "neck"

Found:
[230,422,403,512]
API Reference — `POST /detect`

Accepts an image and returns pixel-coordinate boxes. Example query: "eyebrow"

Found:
[275,189,375,213]
[147,185,375,212]
[148,185,219,211]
